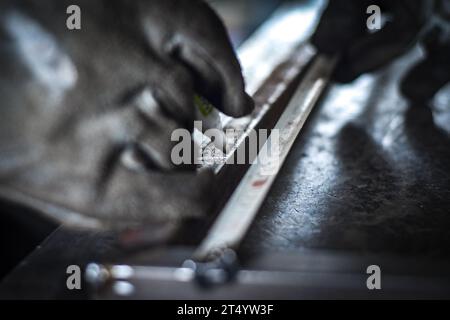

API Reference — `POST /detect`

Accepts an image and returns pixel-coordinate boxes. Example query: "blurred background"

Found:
[208,0,286,46]
[208,0,313,46]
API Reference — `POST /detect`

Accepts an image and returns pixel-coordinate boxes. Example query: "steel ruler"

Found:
[195,55,336,260]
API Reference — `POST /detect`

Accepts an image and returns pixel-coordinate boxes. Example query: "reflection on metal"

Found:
[238,0,327,95]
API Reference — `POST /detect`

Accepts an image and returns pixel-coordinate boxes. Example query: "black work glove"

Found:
[0,0,253,234]
[311,0,430,82]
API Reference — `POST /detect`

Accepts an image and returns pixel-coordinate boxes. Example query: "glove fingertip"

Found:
[223,90,255,118]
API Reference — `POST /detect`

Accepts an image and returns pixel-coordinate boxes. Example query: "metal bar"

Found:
[86,259,450,299]
[194,55,337,260]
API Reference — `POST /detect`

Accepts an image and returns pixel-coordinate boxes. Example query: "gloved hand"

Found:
[311,0,429,82]
[0,0,253,235]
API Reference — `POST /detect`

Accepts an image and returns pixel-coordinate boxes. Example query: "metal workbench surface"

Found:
[244,46,450,257]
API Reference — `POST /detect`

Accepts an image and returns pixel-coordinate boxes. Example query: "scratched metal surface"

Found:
[243,46,450,257]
